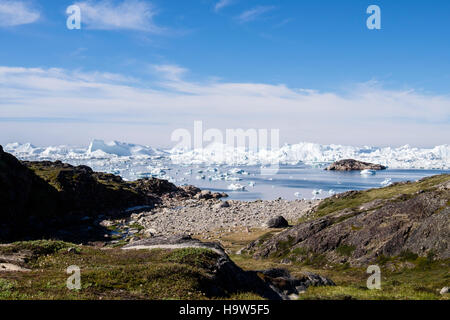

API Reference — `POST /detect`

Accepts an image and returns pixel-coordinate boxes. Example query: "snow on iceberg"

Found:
[4,140,450,170]
[360,169,376,175]
[228,183,246,191]
[87,139,163,157]
[380,178,393,187]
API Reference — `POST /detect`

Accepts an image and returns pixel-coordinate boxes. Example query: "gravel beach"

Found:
[103,198,319,240]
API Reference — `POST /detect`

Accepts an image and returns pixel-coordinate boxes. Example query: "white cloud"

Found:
[153,64,188,81]
[74,0,162,32]
[0,1,40,27]
[236,6,275,23]
[0,65,449,147]
[214,0,233,12]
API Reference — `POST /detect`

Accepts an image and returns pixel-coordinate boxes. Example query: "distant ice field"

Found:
[4,140,450,201]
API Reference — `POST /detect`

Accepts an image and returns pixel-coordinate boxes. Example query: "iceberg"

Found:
[227,183,246,191]
[87,139,163,157]
[380,178,393,187]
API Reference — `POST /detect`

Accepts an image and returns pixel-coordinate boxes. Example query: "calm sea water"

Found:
[180,165,450,201]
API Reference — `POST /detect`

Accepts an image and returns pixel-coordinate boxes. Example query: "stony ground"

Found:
[101,198,319,243]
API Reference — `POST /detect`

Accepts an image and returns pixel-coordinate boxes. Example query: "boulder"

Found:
[123,234,226,255]
[215,201,230,209]
[257,269,335,297]
[195,190,226,200]
[266,216,289,228]
[0,263,31,272]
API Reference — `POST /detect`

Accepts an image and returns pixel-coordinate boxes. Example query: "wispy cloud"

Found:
[74,0,163,32]
[0,1,40,27]
[153,64,188,81]
[0,65,449,147]
[236,5,275,23]
[214,0,233,12]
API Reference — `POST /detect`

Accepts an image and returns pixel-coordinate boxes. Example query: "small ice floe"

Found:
[136,172,152,178]
[229,168,245,175]
[380,178,392,187]
[360,169,376,176]
[225,176,242,181]
[228,183,246,191]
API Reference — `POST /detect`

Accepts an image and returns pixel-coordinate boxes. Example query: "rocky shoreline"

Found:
[102,198,318,243]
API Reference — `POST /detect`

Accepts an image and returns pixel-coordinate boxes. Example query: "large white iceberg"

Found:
[87,139,164,157]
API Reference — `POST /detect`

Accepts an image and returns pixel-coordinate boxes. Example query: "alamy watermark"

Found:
[171,121,280,175]
[366,265,381,290]
[66,5,81,30]
[66,265,81,290]
[367,5,381,30]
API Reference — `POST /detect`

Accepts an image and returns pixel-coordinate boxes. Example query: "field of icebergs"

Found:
[4,139,450,200]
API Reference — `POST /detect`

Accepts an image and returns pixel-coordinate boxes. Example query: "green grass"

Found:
[25,162,140,196]
[308,174,450,219]
[0,279,16,299]
[128,223,144,231]
[0,240,76,256]
[231,251,449,300]
[0,240,265,300]
[299,284,441,300]
[299,258,449,300]
[336,245,356,257]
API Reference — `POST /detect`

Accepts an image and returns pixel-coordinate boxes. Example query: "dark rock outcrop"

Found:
[123,234,227,255]
[194,190,227,200]
[257,269,335,296]
[245,175,450,266]
[0,147,206,241]
[123,235,334,299]
[325,159,387,171]
[0,146,61,239]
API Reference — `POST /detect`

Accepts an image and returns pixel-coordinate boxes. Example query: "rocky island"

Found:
[325,159,387,171]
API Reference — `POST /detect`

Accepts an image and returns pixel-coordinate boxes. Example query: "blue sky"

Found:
[0,0,449,147]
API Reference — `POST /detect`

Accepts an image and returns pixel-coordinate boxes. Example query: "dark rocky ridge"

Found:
[325,159,387,171]
[0,146,221,242]
[244,175,450,266]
